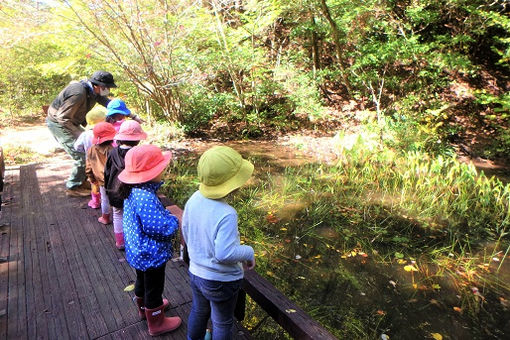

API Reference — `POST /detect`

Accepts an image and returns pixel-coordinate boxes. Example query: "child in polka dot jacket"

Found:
[117,144,182,336]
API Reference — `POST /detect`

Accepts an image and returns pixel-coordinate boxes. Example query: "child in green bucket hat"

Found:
[182,145,256,340]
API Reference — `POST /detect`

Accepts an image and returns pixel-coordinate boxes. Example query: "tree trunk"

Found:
[318,0,351,94]
[310,15,320,77]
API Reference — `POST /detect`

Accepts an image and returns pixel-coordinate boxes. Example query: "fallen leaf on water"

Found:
[429,299,439,306]
[266,271,274,277]
[280,227,287,231]
[285,309,296,313]
[431,333,443,340]
[412,283,418,289]
[123,284,135,292]
[314,254,322,259]
[376,310,386,315]
[397,259,407,264]
[453,306,462,313]
[394,252,404,259]
[285,239,291,243]
[341,255,347,259]
[432,284,441,290]
[404,265,418,272]
[266,214,279,224]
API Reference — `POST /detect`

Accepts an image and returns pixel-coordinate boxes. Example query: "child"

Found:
[74,106,106,209]
[106,98,144,133]
[85,122,116,225]
[104,120,147,250]
[117,144,181,336]
[182,145,256,340]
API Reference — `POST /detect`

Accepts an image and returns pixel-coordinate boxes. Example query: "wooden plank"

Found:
[0,169,13,339]
[46,187,110,338]
[28,164,69,339]
[163,259,192,307]
[20,165,49,340]
[37,163,88,339]
[6,168,28,339]
[0,171,16,339]
[40,158,135,337]
[59,197,120,336]
[243,269,337,340]
[74,209,139,329]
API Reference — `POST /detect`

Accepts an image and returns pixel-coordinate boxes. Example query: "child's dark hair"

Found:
[98,140,114,147]
[105,115,119,124]
[118,182,134,200]
[117,140,140,147]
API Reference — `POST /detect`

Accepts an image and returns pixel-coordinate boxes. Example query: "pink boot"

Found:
[98,214,111,225]
[134,296,170,320]
[87,192,100,209]
[145,304,181,336]
[115,232,125,250]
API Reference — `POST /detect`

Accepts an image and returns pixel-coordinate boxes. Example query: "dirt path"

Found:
[0,124,60,155]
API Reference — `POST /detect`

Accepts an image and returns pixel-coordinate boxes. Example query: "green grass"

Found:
[1,144,42,165]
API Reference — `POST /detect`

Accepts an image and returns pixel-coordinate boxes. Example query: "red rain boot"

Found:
[87,192,100,209]
[114,232,125,250]
[134,296,170,320]
[98,213,111,225]
[145,304,181,336]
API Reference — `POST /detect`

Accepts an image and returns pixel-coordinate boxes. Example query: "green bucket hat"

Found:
[198,146,254,199]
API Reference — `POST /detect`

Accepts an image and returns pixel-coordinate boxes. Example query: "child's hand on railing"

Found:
[245,257,256,270]
[166,205,183,225]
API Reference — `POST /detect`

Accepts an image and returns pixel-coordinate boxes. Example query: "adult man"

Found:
[47,71,116,196]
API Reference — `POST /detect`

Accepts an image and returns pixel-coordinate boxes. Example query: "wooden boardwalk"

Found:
[0,161,250,339]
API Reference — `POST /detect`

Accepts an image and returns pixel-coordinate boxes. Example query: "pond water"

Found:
[168,138,510,340]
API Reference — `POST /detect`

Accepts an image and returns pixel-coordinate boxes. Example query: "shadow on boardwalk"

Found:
[0,160,250,339]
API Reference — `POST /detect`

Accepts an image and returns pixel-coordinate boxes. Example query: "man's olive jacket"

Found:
[47,81,109,138]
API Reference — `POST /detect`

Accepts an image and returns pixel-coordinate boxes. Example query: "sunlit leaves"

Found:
[123,284,135,292]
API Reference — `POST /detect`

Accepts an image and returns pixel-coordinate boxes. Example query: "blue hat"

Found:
[106,99,131,116]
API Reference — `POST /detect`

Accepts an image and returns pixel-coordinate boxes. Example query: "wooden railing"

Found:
[243,270,337,340]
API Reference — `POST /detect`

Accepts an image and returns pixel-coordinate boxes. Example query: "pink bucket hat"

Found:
[115,120,147,141]
[118,145,172,184]
[93,122,116,145]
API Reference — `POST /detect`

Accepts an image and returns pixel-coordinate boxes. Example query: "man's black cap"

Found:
[89,71,117,88]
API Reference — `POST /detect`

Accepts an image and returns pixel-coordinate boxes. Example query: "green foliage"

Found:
[0,0,509,157]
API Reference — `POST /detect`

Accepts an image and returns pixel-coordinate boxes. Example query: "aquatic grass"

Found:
[165,142,510,338]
